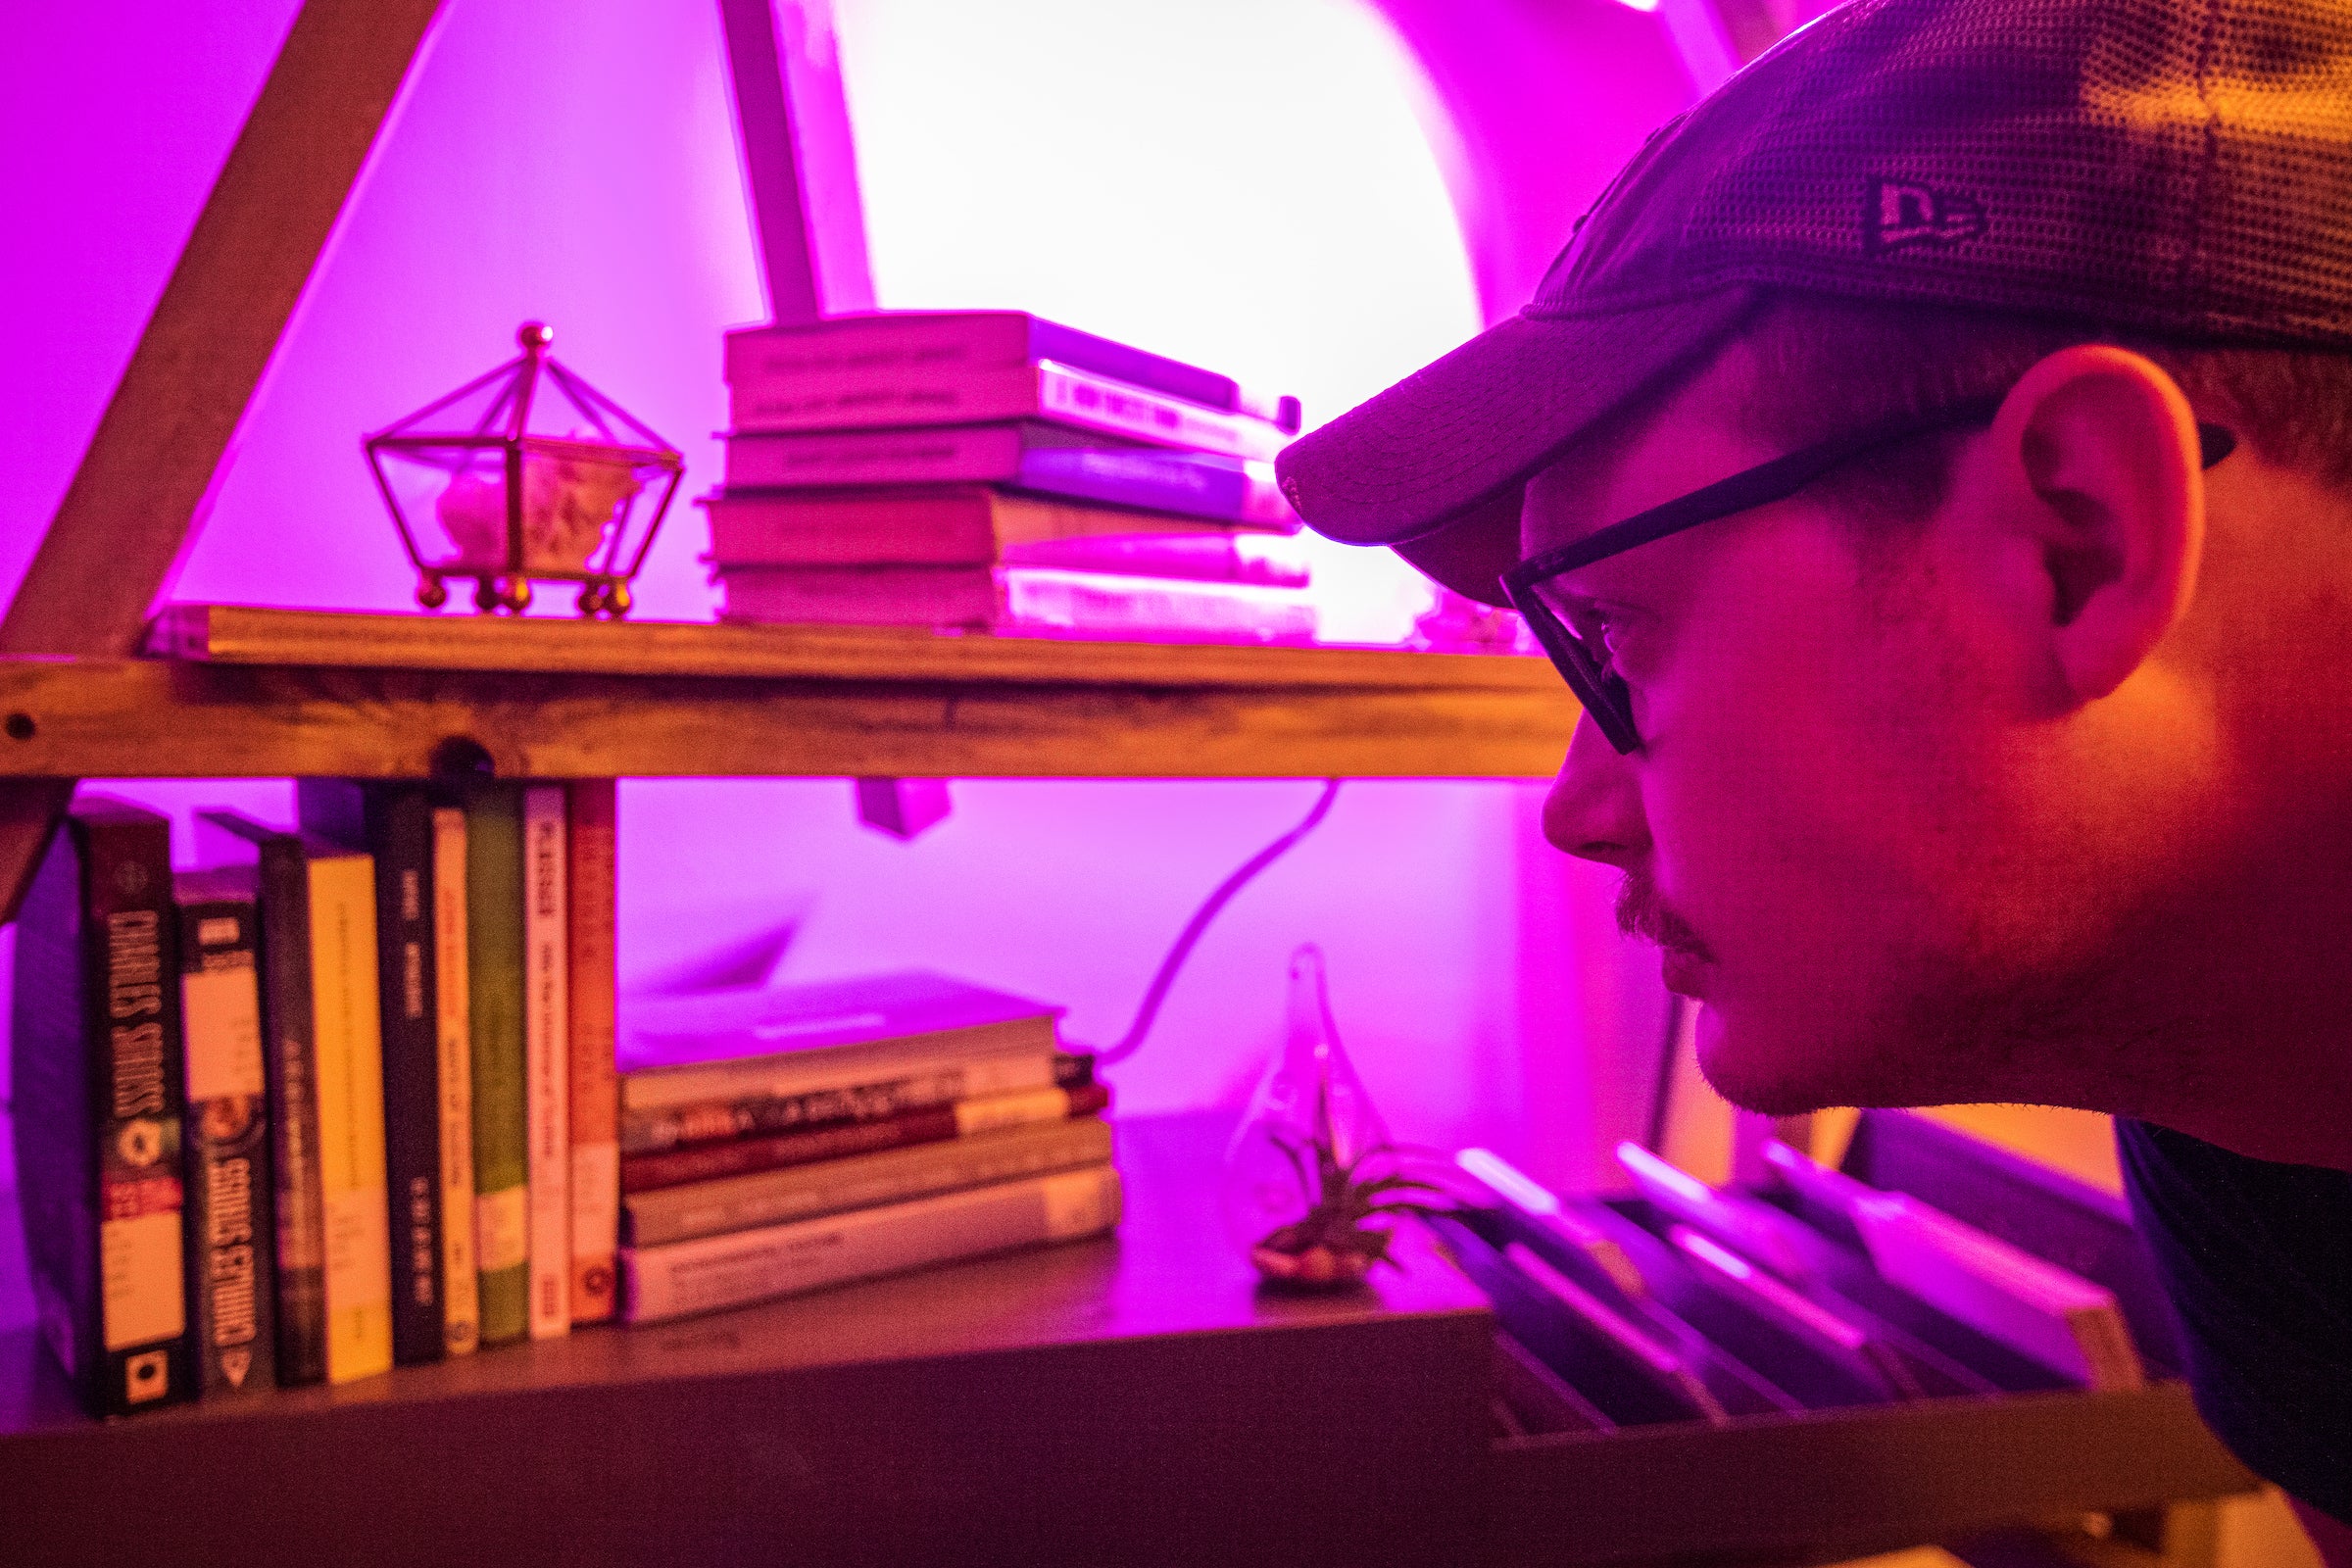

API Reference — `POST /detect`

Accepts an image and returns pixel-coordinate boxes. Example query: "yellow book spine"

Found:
[432,808,480,1355]
[309,853,393,1384]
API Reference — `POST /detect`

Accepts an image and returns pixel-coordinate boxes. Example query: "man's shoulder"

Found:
[2116,1118,2352,1526]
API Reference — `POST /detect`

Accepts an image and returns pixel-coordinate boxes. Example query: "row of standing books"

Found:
[11,784,618,1416]
[705,310,1320,643]
[1448,1138,2146,1439]
[611,970,1119,1325]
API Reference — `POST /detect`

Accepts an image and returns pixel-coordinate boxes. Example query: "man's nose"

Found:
[1543,712,1649,868]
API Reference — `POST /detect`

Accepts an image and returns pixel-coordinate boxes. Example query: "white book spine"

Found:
[430,807,479,1356]
[522,787,570,1339]
[620,1165,1121,1324]
[720,424,1025,489]
[1032,363,1285,462]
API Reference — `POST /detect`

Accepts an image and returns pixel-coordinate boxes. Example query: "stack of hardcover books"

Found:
[613,970,1118,1324]
[10,786,621,1416]
[707,311,1317,643]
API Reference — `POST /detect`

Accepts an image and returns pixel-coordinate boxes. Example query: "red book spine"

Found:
[620,1082,1110,1194]
[566,780,619,1325]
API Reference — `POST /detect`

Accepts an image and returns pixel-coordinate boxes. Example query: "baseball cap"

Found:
[1275,0,2352,607]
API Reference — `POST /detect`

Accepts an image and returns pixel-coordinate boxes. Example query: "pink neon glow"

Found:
[0,2,1705,1263]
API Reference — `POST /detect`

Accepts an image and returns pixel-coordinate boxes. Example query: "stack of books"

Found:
[613,971,1118,1324]
[707,310,1318,643]
[10,786,621,1415]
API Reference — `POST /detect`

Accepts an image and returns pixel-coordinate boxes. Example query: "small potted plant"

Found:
[1221,947,1451,1290]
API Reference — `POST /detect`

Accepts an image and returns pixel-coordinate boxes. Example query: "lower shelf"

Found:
[0,1113,2257,1568]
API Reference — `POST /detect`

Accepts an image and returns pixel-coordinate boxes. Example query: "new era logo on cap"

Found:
[1866,179,1985,254]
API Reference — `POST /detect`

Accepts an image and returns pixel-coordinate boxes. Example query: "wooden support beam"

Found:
[0,0,443,917]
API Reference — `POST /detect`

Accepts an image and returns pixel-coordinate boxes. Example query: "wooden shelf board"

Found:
[0,608,1582,780]
[0,1113,1496,1567]
[150,603,1565,692]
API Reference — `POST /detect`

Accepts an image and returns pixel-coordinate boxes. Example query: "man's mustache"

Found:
[1616,874,1716,961]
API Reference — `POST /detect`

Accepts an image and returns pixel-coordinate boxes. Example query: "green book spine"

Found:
[464,785,528,1346]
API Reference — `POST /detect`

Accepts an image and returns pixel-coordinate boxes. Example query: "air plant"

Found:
[1249,1084,1454,1288]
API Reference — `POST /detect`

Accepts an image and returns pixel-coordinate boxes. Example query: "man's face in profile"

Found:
[1524,341,2081,1117]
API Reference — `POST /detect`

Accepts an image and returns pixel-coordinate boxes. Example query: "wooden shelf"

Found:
[0,606,1579,780]
[0,1113,2258,1568]
[0,1113,1494,1568]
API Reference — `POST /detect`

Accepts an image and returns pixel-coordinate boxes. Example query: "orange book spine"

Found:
[566,780,619,1324]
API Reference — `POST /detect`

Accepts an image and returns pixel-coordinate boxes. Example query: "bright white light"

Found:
[834,0,1484,643]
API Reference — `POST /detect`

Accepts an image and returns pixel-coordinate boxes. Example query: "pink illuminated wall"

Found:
[0,0,1713,1288]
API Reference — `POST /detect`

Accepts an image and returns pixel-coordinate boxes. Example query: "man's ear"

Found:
[1987,345,2206,704]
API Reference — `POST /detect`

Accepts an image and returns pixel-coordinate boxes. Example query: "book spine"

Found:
[621,1114,1116,1249]
[255,837,328,1387]
[430,807,479,1355]
[1032,364,1287,462]
[522,785,570,1339]
[620,1051,1092,1155]
[90,817,195,1414]
[16,809,201,1415]
[721,423,1026,489]
[998,567,1318,644]
[716,565,999,629]
[621,1081,1110,1195]
[999,533,1309,586]
[619,1164,1121,1324]
[175,891,276,1396]
[1010,447,1294,528]
[565,780,618,1325]
[619,1017,1065,1111]
[375,789,446,1365]
[308,853,392,1385]
[464,785,529,1347]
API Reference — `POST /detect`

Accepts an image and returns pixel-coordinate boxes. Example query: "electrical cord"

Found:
[1087,780,1343,1068]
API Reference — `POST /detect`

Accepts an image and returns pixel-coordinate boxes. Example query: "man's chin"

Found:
[1690,1004,1852,1118]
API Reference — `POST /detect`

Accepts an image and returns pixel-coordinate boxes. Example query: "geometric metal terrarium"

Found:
[364,321,684,618]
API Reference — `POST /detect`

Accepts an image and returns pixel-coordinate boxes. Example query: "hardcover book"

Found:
[430,805,480,1355]
[617,971,1063,1109]
[699,482,1281,570]
[12,799,197,1416]
[462,784,529,1346]
[619,1050,1092,1155]
[729,361,1286,462]
[298,780,445,1365]
[620,1081,1110,1194]
[723,310,1300,430]
[173,867,277,1396]
[619,1162,1123,1324]
[620,1114,1116,1249]
[522,785,570,1339]
[719,419,1132,491]
[565,779,619,1325]
[715,564,1318,643]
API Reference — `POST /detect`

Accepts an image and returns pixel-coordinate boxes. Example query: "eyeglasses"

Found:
[1499,398,2239,755]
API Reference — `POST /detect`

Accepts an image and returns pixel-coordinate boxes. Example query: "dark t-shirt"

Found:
[2115,1118,2352,1525]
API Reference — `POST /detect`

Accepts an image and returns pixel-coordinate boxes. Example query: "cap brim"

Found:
[1277,288,1759,606]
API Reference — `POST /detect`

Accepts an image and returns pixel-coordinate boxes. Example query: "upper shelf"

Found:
[0,606,1580,780]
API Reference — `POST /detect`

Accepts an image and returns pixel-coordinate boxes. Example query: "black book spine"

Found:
[299,780,445,1365]
[10,803,197,1416]
[174,885,278,1396]
[254,835,328,1387]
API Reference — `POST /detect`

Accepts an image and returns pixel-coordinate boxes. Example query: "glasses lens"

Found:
[1509,575,1641,753]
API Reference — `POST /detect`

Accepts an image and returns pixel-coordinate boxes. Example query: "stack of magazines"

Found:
[706,311,1317,642]
[1449,1132,2149,1437]
[614,971,1117,1323]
